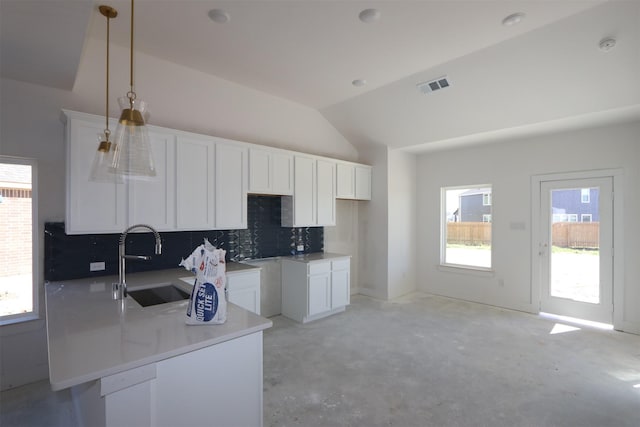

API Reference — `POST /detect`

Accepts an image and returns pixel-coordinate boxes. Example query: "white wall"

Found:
[355,146,418,300]
[0,38,361,389]
[416,121,640,333]
[357,145,389,300]
[324,199,360,295]
[73,38,358,162]
[387,150,417,299]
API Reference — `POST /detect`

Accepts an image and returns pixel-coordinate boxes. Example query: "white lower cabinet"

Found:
[227,269,261,315]
[71,332,265,427]
[281,256,350,323]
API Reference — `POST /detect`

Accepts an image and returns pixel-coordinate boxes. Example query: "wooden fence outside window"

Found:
[446,222,599,249]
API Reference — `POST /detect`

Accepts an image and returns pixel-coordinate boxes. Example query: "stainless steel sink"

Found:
[129,284,190,307]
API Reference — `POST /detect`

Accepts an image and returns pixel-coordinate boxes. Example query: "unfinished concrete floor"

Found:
[263,293,640,427]
[2,293,640,426]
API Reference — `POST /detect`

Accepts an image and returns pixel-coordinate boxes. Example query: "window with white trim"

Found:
[0,157,38,324]
[581,214,592,222]
[441,185,492,269]
[581,188,590,203]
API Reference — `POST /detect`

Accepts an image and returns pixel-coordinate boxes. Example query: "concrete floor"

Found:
[2,293,640,426]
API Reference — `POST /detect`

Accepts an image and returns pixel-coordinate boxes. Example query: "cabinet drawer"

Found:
[332,259,350,271]
[308,262,331,275]
[227,271,259,290]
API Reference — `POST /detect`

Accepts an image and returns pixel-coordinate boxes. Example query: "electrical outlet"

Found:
[297,244,304,252]
[90,261,105,272]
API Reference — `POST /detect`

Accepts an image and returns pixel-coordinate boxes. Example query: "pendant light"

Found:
[110,0,156,179]
[89,5,122,183]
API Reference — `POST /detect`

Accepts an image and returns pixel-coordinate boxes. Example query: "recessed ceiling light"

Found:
[599,37,616,52]
[352,79,367,87]
[359,8,380,23]
[208,9,230,24]
[502,12,525,27]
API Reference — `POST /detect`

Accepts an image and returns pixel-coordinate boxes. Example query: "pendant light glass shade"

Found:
[89,5,120,183]
[89,132,124,183]
[109,96,156,178]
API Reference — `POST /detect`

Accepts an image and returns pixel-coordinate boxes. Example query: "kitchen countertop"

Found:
[45,267,271,391]
[283,252,351,263]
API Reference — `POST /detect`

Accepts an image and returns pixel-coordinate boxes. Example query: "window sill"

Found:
[438,264,495,277]
[0,313,40,328]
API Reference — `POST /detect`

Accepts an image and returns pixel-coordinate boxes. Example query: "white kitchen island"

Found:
[45,267,272,427]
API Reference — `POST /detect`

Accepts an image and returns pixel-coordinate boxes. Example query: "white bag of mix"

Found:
[179,239,227,325]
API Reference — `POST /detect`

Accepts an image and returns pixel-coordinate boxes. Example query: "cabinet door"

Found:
[293,156,316,226]
[226,271,260,315]
[215,143,247,229]
[248,148,271,194]
[355,166,372,200]
[336,163,355,199]
[316,160,336,226]
[272,152,293,195]
[176,136,215,230]
[308,273,331,316]
[66,117,126,234]
[331,269,350,308]
[128,131,176,230]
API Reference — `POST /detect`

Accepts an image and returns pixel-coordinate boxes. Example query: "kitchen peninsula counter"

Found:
[45,266,271,427]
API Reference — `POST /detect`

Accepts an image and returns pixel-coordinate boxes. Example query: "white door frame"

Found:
[531,169,624,330]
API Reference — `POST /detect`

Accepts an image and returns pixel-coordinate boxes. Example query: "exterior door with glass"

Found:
[539,177,613,324]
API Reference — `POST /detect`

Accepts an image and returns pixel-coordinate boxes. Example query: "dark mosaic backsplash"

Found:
[45,195,323,281]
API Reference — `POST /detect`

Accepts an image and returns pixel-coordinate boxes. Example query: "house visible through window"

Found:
[442,185,492,269]
[0,157,38,324]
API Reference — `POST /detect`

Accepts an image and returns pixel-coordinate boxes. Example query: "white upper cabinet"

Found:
[175,136,215,230]
[336,163,355,199]
[282,155,335,227]
[128,130,176,231]
[354,165,372,200]
[64,110,369,234]
[336,162,371,201]
[248,148,293,195]
[65,112,127,234]
[282,155,316,227]
[316,159,336,226]
[176,137,247,231]
[215,141,247,230]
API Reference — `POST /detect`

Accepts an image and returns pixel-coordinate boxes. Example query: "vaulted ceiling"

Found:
[2,0,639,152]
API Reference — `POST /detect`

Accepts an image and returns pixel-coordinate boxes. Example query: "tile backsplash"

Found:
[45,195,323,281]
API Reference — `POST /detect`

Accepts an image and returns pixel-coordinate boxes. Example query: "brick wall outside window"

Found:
[0,189,33,277]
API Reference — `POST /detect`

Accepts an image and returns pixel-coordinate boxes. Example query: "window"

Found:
[581,188,590,203]
[441,185,492,269]
[581,214,592,222]
[0,157,38,324]
[568,214,578,222]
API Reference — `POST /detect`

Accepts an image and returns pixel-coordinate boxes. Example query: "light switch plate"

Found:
[90,261,106,272]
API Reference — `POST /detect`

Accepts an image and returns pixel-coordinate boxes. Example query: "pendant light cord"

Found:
[128,0,135,105]
[105,13,111,140]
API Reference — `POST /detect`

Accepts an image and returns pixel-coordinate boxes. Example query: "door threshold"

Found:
[539,312,613,330]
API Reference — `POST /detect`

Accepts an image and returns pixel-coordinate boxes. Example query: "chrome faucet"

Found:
[113,224,162,300]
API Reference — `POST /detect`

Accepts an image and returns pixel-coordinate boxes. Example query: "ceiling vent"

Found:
[417,76,450,94]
